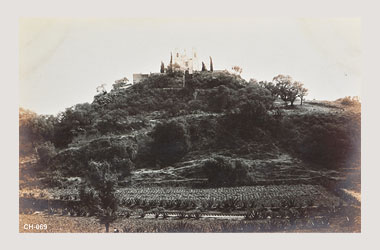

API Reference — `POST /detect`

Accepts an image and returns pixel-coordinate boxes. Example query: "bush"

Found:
[53,103,95,148]
[202,156,251,187]
[36,142,57,167]
[78,185,98,215]
[337,96,361,107]
[187,71,246,90]
[188,99,206,112]
[52,137,136,178]
[151,120,190,166]
[207,85,232,112]
[276,113,361,169]
[19,108,56,155]
[300,123,354,167]
[83,160,119,232]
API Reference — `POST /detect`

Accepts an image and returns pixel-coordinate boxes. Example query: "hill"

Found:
[19,71,361,190]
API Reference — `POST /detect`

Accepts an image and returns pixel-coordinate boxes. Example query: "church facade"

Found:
[172,48,199,74]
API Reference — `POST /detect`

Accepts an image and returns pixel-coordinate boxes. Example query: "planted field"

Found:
[117,184,342,209]
[20,210,360,233]
[19,184,359,233]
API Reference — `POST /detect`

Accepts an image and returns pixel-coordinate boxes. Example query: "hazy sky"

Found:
[19,18,361,115]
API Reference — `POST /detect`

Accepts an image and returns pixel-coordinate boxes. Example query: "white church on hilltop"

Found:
[172,48,199,74]
[133,48,200,84]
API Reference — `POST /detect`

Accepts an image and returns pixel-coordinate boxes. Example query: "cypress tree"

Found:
[201,62,207,71]
[160,61,165,73]
[168,53,173,73]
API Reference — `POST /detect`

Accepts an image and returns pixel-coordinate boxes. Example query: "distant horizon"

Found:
[20,18,361,115]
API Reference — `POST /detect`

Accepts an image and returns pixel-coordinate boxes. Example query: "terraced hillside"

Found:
[19,71,361,232]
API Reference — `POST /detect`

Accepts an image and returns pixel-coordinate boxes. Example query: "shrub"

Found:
[85,160,119,232]
[188,99,206,112]
[151,120,190,166]
[36,141,57,167]
[19,108,56,155]
[277,113,361,169]
[52,137,136,178]
[300,123,352,167]
[78,185,98,215]
[202,156,251,187]
[52,103,94,148]
[187,71,246,90]
[337,96,361,107]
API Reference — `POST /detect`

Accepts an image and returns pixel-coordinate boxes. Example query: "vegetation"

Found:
[160,61,165,73]
[116,184,340,210]
[231,66,243,75]
[201,62,207,71]
[336,96,361,107]
[52,137,136,179]
[19,108,55,155]
[81,161,119,232]
[150,120,190,166]
[202,157,251,187]
[20,205,361,233]
[19,70,360,178]
[19,63,361,233]
[36,142,57,168]
[260,75,309,106]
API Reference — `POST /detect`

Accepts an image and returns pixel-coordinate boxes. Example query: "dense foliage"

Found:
[19,70,360,186]
[202,156,251,187]
[80,161,119,232]
[52,137,136,179]
[19,108,56,155]
[273,111,361,169]
[150,120,190,166]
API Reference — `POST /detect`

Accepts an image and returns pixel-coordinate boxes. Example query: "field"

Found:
[20,184,343,214]
[19,153,360,233]
[19,208,360,233]
[116,184,342,209]
[19,183,361,233]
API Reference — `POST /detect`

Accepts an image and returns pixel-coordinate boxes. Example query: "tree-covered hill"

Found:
[19,71,361,188]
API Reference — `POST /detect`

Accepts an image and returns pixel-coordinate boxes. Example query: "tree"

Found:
[167,53,173,73]
[96,84,107,94]
[19,108,56,155]
[273,75,298,106]
[151,121,190,165]
[201,62,207,71]
[52,103,94,148]
[202,157,251,187]
[84,160,119,233]
[231,66,243,75]
[295,82,308,105]
[249,78,258,85]
[209,56,214,72]
[337,96,361,107]
[36,141,57,167]
[258,81,278,98]
[160,61,165,73]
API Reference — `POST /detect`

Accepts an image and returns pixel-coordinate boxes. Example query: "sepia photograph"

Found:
[18,17,361,233]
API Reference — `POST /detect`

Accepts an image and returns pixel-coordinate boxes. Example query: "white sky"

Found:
[19,18,361,115]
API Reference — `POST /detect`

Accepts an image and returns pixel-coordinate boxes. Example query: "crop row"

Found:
[117,184,340,208]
